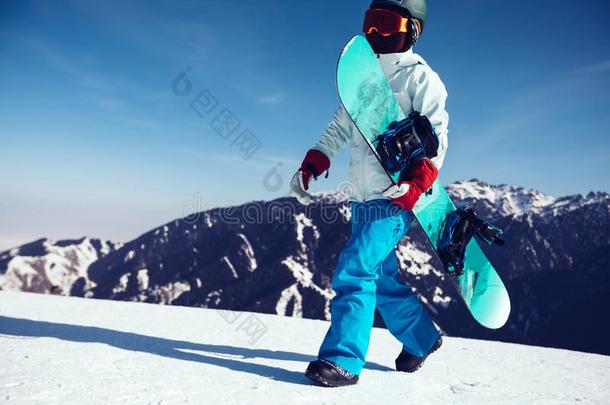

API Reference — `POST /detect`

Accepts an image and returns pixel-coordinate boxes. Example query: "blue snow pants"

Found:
[318,199,440,375]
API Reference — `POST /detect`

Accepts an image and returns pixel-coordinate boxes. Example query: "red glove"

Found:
[299,149,330,191]
[383,159,439,211]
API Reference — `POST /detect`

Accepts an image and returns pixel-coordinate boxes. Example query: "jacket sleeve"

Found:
[408,67,449,169]
[312,106,353,160]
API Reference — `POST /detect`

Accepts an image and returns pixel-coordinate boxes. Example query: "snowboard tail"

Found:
[336,35,510,329]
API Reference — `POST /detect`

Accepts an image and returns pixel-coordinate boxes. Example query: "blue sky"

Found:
[1,0,609,249]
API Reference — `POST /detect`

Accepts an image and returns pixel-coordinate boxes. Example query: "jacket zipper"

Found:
[361,146,368,202]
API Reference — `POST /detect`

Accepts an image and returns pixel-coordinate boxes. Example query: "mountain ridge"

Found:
[1,179,609,355]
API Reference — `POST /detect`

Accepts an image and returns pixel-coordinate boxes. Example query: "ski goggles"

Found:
[363,8,410,37]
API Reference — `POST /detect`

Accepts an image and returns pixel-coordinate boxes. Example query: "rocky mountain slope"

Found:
[1,180,608,355]
[0,238,120,295]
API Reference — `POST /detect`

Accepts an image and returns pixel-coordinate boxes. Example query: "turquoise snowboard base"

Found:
[337,35,510,329]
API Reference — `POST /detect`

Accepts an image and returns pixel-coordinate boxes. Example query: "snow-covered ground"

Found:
[1,292,608,404]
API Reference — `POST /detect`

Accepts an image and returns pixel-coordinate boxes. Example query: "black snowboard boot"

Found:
[395,336,443,373]
[305,359,359,387]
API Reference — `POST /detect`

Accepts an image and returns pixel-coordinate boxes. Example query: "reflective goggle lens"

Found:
[363,8,409,36]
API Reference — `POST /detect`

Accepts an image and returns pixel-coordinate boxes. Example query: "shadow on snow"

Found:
[0,316,393,386]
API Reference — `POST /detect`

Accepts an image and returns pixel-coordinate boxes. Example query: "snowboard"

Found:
[336,35,510,329]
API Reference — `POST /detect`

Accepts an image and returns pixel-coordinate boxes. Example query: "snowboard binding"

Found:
[438,207,505,276]
[375,111,439,174]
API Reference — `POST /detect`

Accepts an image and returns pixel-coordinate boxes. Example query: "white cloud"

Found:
[575,59,610,74]
[258,93,286,105]
[173,148,299,168]
[0,32,108,90]
[250,154,300,166]
[64,0,218,63]
[96,97,125,111]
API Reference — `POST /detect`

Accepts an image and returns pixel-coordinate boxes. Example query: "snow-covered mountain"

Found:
[447,179,609,220]
[1,291,608,404]
[0,238,120,295]
[1,180,608,356]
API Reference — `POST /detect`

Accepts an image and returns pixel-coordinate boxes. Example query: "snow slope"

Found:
[1,292,608,404]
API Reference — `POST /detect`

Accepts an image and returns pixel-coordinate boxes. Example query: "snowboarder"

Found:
[290,0,449,387]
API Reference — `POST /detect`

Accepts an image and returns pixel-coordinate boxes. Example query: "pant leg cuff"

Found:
[320,355,363,376]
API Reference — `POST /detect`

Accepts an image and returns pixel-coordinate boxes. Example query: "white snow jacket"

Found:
[313,49,449,202]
